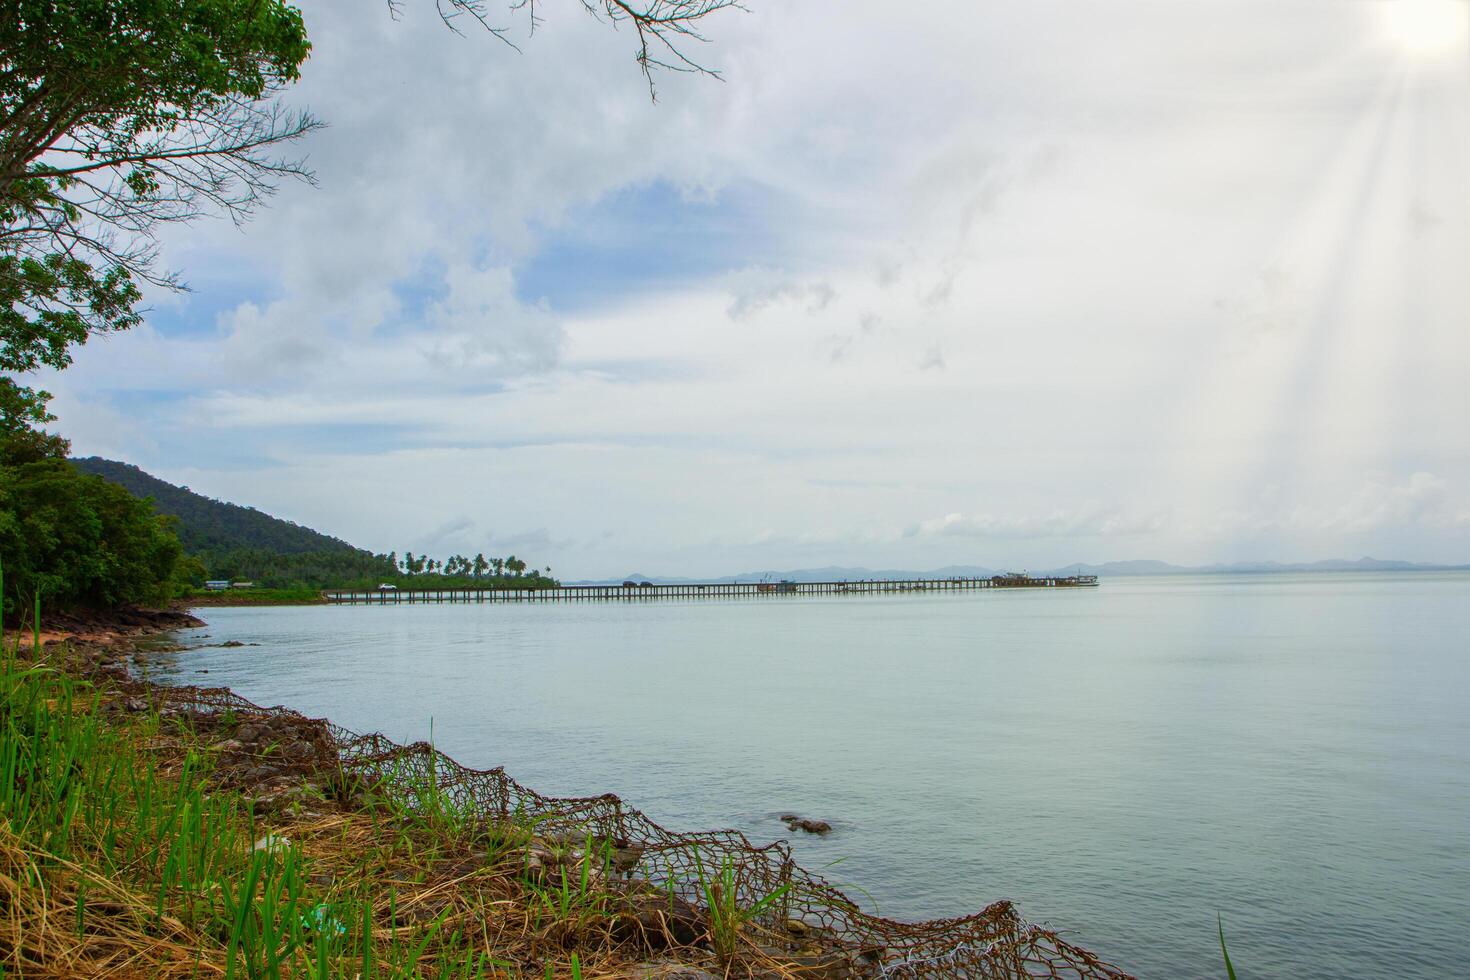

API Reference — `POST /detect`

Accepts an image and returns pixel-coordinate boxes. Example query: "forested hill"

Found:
[64,458,554,591]
[70,457,358,556]
[67,457,400,588]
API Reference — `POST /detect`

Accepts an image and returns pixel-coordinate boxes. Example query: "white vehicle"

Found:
[377,583,399,591]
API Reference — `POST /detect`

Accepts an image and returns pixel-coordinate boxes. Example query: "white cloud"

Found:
[1269,473,1469,535]
[726,277,837,320]
[905,508,1169,541]
[42,0,1470,576]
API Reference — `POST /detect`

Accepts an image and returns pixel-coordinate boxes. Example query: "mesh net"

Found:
[149,681,1134,979]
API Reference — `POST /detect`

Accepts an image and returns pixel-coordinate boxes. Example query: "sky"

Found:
[42,0,1470,578]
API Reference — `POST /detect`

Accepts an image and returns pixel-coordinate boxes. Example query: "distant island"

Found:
[576,556,1470,586]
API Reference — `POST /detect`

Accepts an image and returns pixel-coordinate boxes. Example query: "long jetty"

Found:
[321,574,1098,605]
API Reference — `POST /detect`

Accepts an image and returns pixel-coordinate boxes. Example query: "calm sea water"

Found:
[148,573,1470,979]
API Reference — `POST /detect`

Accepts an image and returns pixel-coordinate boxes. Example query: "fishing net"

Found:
[148,681,1133,980]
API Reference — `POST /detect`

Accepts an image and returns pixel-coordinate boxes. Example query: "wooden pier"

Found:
[320,575,1098,605]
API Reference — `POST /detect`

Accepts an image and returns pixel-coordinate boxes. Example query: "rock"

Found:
[252,834,290,852]
[615,893,707,949]
[611,843,645,875]
[281,740,314,763]
[782,815,833,835]
[517,845,556,878]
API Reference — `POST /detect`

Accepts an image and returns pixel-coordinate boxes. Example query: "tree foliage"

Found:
[191,547,558,590]
[70,457,361,556]
[72,457,559,591]
[0,459,186,612]
[0,0,735,609]
[0,0,319,452]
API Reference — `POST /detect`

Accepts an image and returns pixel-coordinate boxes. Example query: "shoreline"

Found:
[178,590,325,607]
[17,606,1133,978]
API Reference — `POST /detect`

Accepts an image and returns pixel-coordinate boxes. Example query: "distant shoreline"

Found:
[177,565,1470,608]
[569,564,1470,587]
[179,588,324,607]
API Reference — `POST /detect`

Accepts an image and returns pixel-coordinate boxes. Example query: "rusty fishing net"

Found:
[148,682,1133,979]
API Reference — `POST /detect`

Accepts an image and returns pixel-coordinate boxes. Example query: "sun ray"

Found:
[1379,0,1470,59]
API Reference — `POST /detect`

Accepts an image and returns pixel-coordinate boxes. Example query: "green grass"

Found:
[0,584,605,976]
[691,846,791,966]
[181,587,325,606]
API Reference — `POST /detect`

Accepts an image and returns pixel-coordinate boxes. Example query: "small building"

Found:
[204,580,231,592]
[230,581,254,589]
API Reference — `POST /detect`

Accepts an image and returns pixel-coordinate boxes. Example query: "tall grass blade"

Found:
[1218,914,1238,980]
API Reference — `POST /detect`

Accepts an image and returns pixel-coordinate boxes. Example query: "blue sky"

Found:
[515,180,792,311]
[40,0,1470,577]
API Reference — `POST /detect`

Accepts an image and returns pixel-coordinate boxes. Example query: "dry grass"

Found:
[0,640,836,978]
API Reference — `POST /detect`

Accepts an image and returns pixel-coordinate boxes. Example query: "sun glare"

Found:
[1380,0,1470,57]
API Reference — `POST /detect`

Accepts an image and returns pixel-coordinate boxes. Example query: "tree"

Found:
[473,553,487,579]
[0,459,186,612]
[0,1,742,610]
[417,1,741,100]
[506,555,525,577]
[1,0,319,450]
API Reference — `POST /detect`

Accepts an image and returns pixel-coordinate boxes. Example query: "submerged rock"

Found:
[782,814,833,835]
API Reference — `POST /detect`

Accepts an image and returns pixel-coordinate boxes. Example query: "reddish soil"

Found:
[8,605,206,649]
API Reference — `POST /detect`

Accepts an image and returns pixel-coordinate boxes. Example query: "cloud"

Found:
[40,0,1470,576]
[917,345,945,372]
[726,278,837,320]
[419,264,564,376]
[904,508,1168,541]
[1272,473,1468,534]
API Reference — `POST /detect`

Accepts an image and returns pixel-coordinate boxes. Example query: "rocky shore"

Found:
[8,605,1131,980]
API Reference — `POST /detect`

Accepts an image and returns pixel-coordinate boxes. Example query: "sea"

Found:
[144,572,1470,979]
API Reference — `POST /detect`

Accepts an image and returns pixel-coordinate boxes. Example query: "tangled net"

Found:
[152,681,1133,980]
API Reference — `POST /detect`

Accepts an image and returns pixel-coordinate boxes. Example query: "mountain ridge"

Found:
[69,457,365,557]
